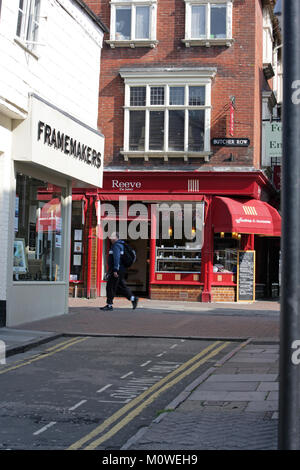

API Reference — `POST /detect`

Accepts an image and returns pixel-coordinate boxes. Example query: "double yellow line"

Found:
[68,340,230,451]
[0,336,88,375]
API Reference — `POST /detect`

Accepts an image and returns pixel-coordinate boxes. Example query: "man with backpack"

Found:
[100,232,138,311]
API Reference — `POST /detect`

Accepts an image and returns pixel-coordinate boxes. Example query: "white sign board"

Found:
[12,94,104,188]
[262,121,282,166]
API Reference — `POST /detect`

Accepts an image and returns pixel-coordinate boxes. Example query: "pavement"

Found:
[123,340,280,450]
[0,297,281,450]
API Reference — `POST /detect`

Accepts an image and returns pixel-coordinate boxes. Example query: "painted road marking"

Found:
[0,337,82,370]
[67,341,228,450]
[156,352,166,357]
[98,399,131,404]
[170,344,178,349]
[33,421,56,436]
[83,342,230,450]
[69,400,87,411]
[121,371,133,379]
[140,361,151,367]
[108,376,162,402]
[96,384,112,394]
[0,337,88,376]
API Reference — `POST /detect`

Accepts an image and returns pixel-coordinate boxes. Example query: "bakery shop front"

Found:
[70,170,281,303]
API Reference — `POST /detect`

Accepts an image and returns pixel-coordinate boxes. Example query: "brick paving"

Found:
[11,298,279,340]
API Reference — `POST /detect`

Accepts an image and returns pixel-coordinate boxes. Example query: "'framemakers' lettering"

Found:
[37,121,102,169]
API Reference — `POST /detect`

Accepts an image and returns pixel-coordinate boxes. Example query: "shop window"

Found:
[69,201,85,282]
[16,0,41,50]
[13,174,65,282]
[107,0,158,48]
[213,233,239,273]
[155,203,203,273]
[183,1,233,47]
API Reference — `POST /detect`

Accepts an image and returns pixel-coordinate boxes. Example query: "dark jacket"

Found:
[108,240,126,272]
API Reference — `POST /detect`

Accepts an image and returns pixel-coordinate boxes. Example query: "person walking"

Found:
[100,232,138,311]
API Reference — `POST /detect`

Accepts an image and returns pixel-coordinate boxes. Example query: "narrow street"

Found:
[0,336,235,450]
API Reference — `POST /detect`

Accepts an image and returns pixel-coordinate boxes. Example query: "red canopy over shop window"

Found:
[212,197,281,237]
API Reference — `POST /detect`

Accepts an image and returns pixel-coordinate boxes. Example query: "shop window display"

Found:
[156,203,203,273]
[213,233,239,273]
[69,201,85,282]
[13,174,65,282]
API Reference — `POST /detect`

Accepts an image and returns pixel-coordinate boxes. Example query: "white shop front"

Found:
[6,94,104,326]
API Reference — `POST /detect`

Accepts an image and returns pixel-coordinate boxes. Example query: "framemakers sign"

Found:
[12,95,104,187]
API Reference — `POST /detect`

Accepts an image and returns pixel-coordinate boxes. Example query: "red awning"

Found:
[212,197,281,236]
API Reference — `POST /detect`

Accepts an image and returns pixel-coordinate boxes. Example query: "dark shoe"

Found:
[132,297,139,310]
[99,305,113,311]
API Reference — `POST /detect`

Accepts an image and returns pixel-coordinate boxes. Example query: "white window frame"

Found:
[16,0,41,51]
[119,68,216,162]
[183,0,234,48]
[263,7,273,65]
[107,0,158,48]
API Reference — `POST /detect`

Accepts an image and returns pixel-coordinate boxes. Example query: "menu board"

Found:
[237,250,255,302]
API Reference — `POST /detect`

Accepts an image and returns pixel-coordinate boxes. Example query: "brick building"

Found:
[71,0,282,302]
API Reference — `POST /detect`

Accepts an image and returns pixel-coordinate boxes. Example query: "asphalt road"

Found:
[0,336,236,450]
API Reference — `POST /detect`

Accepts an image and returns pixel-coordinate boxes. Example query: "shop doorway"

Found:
[125,236,150,296]
[101,217,150,298]
[255,236,280,299]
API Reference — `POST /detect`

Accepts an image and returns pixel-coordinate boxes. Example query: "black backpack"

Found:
[122,243,136,268]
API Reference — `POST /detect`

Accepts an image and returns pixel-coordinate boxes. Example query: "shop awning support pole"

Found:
[278,0,300,450]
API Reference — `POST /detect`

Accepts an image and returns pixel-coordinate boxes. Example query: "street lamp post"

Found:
[278,0,300,450]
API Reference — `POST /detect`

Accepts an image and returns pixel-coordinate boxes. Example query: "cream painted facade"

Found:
[0,0,107,326]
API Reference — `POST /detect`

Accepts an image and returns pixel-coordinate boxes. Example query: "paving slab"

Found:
[257,382,279,391]
[267,391,279,401]
[228,354,278,363]
[245,401,278,412]
[188,391,268,402]
[206,373,278,382]
[197,381,260,391]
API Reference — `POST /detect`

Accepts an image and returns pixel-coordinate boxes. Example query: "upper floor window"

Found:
[183,0,234,47]
[120,68,216,161]
[16,0,41,49]
[107,0,158,48]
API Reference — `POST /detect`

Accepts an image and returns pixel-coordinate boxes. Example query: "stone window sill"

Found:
[121,150,212,162]
[106,39,159,49]
[182,38,234,48]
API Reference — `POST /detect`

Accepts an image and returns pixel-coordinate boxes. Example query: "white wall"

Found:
[0,0,104,128]
[0,0,105,324]
[0,116,14,303]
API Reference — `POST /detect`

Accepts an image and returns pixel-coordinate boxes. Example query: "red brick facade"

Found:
[86,0,276,169]
[79,0,280,303]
